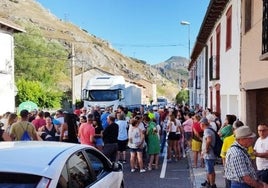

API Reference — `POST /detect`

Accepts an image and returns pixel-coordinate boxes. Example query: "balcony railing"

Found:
[261,0,268,60]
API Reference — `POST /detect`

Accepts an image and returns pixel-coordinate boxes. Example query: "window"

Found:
[57,152,95,188]
[262,0,268,55]
[84,149,108,179]
[245,0,252,33]
[226,6,232,51]
[210,37,213,57]
[216,24,221,80]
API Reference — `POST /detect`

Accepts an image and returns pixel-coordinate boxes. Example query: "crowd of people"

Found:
[0,104,268,188]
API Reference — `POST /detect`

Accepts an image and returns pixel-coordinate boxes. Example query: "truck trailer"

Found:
[82,75,142,112]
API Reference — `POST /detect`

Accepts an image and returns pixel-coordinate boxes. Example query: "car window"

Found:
[57,151,96,188]
[0,173,42,187]
[84,149,110,178]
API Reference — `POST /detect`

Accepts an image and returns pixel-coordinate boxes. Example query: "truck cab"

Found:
[82,75,141,112]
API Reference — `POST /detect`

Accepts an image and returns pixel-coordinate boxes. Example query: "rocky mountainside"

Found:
[0,0,188,101]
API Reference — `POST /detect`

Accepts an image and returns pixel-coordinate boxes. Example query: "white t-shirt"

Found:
[128,126,143,149]
[254,136,268,170]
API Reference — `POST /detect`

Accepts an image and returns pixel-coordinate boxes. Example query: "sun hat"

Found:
[234,126,256,139]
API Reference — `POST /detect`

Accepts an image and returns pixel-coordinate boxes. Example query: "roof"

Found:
[0,17,25,33]
[188,0,230,70]
[0,141,86,177]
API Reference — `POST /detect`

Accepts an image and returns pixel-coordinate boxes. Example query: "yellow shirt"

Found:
[220,134,255,159]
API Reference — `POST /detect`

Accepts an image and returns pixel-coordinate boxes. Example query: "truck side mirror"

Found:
[81,89,88,100]
[119,90,124,100]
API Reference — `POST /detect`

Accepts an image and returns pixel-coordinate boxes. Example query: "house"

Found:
[189,0,241,122]
[0,18,25,115]
[240,0,268,129]
[189,0,268,130]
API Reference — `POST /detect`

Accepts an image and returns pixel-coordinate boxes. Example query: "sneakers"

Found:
[200,181,217,188]
[140,169,146,173]
[201,180,209,187]
[131,169,135,173]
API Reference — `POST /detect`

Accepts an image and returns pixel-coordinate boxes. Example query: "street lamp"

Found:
[180,21,191,60]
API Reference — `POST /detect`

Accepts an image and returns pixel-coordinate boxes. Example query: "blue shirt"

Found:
[100,112,110,130]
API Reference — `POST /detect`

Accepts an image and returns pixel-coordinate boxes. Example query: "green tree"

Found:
[175,89,189,105]
[14,25,70,109]
[16,78,62,109]
[14,25,69,87]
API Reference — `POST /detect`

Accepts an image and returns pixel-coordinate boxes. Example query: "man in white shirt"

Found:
[254,123,268,183]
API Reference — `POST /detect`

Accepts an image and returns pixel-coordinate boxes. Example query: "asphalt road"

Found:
[122,150,192,188]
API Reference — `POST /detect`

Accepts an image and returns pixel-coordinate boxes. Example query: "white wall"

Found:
[208,0,241,119]
[0,31,16,114]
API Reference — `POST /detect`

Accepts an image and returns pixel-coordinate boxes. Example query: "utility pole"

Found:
[81,60,84,99]
[71,43,75,111]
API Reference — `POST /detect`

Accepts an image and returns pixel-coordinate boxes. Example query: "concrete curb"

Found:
[187,151,225,188]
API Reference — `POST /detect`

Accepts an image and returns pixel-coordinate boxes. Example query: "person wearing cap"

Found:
[225,126,268,188]
[200,117,217,188]
[220,121,255,188]
[254,123,268,184]
[10,110,38,141]
[80,107,88,117]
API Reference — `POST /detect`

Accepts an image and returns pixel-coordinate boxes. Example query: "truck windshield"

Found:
[87,90,119,101]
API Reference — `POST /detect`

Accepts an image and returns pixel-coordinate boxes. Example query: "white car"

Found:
[0,141,124,188]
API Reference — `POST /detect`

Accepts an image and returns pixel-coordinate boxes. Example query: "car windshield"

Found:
[0,173,42,188]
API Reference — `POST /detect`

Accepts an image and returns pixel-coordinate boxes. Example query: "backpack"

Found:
[208,128,223,157]
[21,124,31,141]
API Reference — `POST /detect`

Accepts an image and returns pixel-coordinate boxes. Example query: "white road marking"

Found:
[160,145,167,178]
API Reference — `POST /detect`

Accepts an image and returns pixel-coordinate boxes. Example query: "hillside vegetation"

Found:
[0,0,188,106]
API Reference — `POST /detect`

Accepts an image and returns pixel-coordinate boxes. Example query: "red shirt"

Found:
[32,118,46,131]
[79,122,95,146]
[192,122,202,134]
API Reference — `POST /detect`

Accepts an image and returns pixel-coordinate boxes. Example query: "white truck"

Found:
[157,96,168,107]
[82,75,142,112]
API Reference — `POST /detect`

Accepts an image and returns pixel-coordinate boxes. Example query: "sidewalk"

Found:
[187,151,225,188]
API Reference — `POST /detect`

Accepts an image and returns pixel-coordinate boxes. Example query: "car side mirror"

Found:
[112,162,123,171]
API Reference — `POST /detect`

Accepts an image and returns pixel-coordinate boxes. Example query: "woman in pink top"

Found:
[182,112,193,151]
[78,114,95,146]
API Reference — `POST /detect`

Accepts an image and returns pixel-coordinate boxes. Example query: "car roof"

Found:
[0,141,92,178]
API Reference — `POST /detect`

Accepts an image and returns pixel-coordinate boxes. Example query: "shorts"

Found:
[231,181,252,188]
[191,139,202,152]
[95,138,104,146]
[204,159,215,174]
[168,132,180,140]
[117,139,128,152]
[129,147,143,153]
[184,132,192,141]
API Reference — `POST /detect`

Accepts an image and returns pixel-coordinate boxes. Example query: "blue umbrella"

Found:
[18,101,38,113]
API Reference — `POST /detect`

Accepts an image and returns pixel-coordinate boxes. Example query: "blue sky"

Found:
[36,0,210,64]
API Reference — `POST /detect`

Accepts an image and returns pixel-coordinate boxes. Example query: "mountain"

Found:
[153,56,189,88]
[0,0,188,101]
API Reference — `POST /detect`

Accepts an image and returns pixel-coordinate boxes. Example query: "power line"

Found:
[112,43,185,48]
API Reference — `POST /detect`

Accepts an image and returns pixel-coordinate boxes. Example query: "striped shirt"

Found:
[225,141,257,183]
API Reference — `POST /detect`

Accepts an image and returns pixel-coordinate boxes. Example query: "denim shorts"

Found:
[130,147,143,153]
[204,159,215,174]
[95,138,104,146]
[231,181,252,188]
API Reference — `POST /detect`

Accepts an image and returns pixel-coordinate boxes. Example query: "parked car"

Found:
[0,141,124,188]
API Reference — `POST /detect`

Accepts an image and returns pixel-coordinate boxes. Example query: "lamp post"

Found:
[180,21,191,59]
